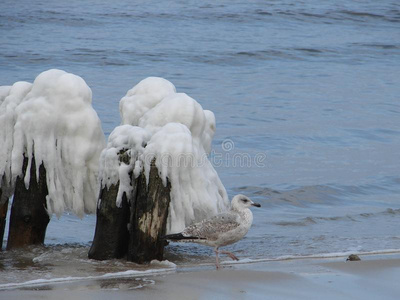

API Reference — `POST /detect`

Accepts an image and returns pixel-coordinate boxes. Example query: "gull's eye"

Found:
[242,198,249,203]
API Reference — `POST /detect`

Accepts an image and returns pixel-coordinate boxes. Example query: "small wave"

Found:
[358,208,400,217]
[354,43,400,50]
[264,8,400,24]
[275,217,317,227]
[235,185,341,206]
[299,12,326,19]
[254,10,272,16]
[149,259,177,268]
[276,10,296,17]
[334,9,400,23]
[384,208,400,215]
[294,48,323,54]
[274,208,400,227]
[232,49,298,61]
[339,10,384,19]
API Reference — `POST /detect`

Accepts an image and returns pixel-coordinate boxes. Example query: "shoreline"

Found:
[1,252,400,299]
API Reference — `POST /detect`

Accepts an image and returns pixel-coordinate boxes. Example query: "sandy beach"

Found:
[1,253,400,300]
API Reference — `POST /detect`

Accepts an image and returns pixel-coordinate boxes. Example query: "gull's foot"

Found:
[227,253,239,261]
[220,251,239,261]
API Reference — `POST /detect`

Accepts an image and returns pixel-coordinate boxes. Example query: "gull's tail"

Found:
[162,233,205,241]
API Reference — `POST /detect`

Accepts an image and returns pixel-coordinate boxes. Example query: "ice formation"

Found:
[101,77,229,233]
[0,82,33,204]
[7,69,106,217]
[98,125,150,207]
[0,86,12,103]
[142,122,228,233]
[119,77,176,127]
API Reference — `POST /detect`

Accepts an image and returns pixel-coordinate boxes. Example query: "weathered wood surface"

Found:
[7,156,50,250]
[127,161,171,264]
[1,176,13,250]
[89,155,171,263]
[88,182,130,260]
[88,151,131,260]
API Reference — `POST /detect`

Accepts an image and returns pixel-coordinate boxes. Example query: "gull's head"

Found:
[231,194,261,211]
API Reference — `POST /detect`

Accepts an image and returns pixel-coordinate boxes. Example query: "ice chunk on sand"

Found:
[10,69,105,217]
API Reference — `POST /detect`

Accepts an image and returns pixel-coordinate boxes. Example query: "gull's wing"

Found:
[182,212,240,241]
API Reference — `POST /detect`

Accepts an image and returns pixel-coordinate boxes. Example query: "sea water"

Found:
[1,0,400,288]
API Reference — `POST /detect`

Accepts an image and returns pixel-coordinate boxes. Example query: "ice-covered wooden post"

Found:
[89,126,172,262]
[0,82,33,249]
[88,150,131,260]
[4,70,105,249]
[89,77,229,263]
[89,154,171,262]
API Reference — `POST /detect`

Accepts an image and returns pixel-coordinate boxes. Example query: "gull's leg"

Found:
[214,247,220,270]
[220,250,239,261]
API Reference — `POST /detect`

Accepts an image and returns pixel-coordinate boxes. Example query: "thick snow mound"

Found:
[11,69,106,217]
[122,81,216,155]
[139,93,206,136]
[0,81,33,203]
[138,93,216,154]
[119,77,176,126]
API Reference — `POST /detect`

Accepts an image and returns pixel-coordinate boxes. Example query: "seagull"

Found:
[164,194,261,269]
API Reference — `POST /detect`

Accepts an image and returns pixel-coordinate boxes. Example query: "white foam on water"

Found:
[0,268,175,291]
[150,259,177,268]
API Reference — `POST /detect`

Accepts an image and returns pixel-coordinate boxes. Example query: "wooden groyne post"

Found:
[89,157,171,264]
[6,156,50,249]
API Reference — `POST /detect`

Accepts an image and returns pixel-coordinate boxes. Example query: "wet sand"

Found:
[1,253,400,300]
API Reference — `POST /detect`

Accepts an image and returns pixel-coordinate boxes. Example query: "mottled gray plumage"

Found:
[182,212,240,243]
[165,194,261,269]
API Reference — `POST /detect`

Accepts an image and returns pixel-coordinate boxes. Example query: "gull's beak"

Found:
[251,202,261,207]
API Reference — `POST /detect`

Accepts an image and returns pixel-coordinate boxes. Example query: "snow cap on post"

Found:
[11,69,106,218]
[115,77,228,233]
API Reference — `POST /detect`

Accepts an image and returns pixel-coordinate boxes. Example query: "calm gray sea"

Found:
[1,0,400,286]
